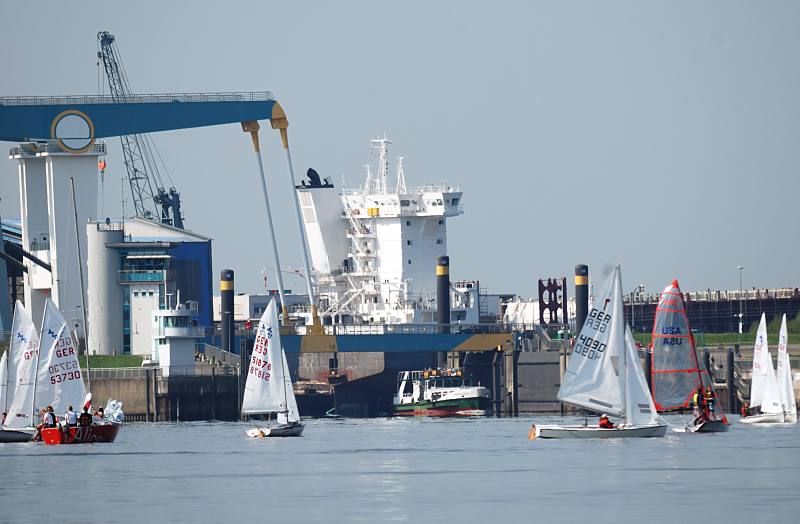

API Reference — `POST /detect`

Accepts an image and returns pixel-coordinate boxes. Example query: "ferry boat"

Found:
[393,368,491,416]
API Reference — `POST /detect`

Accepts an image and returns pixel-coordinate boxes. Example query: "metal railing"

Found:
[0,91,275,106]
[290,322,518,336]
[9,142,106,156]
[86,365,238,380]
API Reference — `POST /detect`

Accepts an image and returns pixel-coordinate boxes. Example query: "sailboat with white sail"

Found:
[741,314,786,425]
[650,280,729,433]
[529,266,666,439]
[36,298,121,444]
[242,298,304,437]
[776,314,797,424]
[0,300,41,443]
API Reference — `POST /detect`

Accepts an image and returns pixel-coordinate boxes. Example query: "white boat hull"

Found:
[529,423,667,439]
[740,413,795,425]
[246,423,305,438]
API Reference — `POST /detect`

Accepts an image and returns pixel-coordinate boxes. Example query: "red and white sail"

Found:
[35,298,86,416]
[241,298,289,415]
[3,301,41,430]
[750,314,782,414]
[650,280,708,411]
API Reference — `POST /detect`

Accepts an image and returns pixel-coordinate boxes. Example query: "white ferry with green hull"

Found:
[393,369,491,417]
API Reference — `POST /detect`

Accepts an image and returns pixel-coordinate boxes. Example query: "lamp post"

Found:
[737,265,744,341]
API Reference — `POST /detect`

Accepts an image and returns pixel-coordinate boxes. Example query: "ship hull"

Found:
[0,429,36,443]
[394,396,491,417]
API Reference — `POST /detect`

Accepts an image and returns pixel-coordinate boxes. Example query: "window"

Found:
[407,240,412,246]
[133,291,139,297]
[451,197,459,205]
[408,259,412,265]
[436,239,443,245]
[438,219,444,225]
[406,220,411,226]
[149,291,155,296]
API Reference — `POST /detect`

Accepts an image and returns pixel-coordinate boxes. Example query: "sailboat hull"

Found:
[247,423,305,438]
[39,423,121,444]
[740,413,789,425]
[689,418,730,433]
[0,428,36,443]
[529,423,667,439]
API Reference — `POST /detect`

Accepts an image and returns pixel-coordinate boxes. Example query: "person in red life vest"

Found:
[740,402,750,418]
[598,414,615,429]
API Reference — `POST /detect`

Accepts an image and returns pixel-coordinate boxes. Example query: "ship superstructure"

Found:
[297,137,468,324]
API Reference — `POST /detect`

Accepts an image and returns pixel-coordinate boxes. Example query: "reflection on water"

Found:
[1,415,798,523]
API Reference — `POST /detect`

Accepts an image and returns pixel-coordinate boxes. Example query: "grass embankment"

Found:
[79,355,144,369]
[632,314,800,347]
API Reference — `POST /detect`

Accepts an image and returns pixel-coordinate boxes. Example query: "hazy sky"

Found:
[1,1,798,299]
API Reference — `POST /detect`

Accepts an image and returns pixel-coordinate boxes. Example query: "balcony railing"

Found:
[118,270,166,283]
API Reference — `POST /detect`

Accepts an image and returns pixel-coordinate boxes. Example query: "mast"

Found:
[70,178,92,393]
[617,267,628,426]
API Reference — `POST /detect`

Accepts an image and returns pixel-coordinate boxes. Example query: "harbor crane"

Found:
[97,31,185,228]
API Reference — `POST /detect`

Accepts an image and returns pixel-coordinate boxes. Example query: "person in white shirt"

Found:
[63,406,78,427]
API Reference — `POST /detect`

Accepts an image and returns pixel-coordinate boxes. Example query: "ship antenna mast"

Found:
[396,156,407,194]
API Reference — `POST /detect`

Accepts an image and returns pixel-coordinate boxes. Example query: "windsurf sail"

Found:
[650,280,708,411]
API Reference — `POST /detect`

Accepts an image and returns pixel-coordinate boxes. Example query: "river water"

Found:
[1,415,798,523]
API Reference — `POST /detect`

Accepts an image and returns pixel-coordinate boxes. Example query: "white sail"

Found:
[624,326,660,426]
[35,299,86,416]
[277,351,300,425]
[558,267,625,417]
[776,314,796,421]
[749,314,782,414]
[241,299,287,415]
[3,301,41,429]
[0,352,7,415]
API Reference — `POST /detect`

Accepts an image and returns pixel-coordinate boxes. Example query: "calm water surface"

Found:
[1,415,798,523]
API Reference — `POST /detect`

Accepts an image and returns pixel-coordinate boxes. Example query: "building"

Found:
[87,217,212,355]
[212,291,308,323]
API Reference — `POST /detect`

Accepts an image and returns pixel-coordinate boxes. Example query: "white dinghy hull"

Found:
[740,413,788,425]
[529,423,667,439]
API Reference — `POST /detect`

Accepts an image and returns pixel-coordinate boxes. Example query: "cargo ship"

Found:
[393,368,491,416]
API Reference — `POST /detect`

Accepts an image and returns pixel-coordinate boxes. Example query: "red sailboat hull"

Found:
[39,424,121,445]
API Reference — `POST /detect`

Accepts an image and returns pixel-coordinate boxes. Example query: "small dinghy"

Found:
[242,299,304,438]
[650,280,729,433]
[530,266,666,439]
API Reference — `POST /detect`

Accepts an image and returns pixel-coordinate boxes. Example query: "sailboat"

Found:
[650,280,729,433]
[0,300,41,443]
[242,298,304,437]
[741,314,786,424]
[776,314,797,424]
[529,266,666,439]
[36,298,121,444]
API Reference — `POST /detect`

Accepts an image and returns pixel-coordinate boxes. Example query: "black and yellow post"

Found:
[221,269,234,353]
[436,256,450,368]
[575,264,589,334]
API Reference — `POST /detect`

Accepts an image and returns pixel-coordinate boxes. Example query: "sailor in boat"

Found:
[704,386,717,416]
[598,414,615,429]
[43,406,57,428]
[63,406,78,428]
[78,407,92,427]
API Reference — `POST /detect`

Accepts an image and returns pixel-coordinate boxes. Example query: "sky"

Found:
[1,0,798,299]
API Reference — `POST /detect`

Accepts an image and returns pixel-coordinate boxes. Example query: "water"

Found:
[1,415,798,523]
